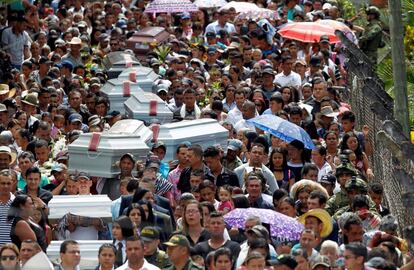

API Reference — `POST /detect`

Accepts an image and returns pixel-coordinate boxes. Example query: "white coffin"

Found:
[157,119,229,161]
[102,52,141,79]
[48,195,112,223]
[47,240,112,269]
[68,119,152,178]
[124,92,173,124]
[117,66,159,93]
[100,78,143,114]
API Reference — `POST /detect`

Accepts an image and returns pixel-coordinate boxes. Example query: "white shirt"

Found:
[317,162,333,182]
[236,241,278,268]
[226,107,243,126]
[114,240,127,264]
[274,71,302,89]
[234,119,256,133]
[205,21,236,36]
[116,259,160,270]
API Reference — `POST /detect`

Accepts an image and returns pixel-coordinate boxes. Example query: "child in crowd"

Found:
[218,185,234,214]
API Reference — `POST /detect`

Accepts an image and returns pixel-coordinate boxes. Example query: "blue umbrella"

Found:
[247,114,315,149]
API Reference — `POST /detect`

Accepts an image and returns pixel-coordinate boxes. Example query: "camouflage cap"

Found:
[345,177,368,194]
[366,6,380,17]
[164,234,190,249]
[335,162,357,177]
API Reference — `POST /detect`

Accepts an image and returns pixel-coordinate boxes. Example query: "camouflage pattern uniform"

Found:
[332,177,378,220]
[325,163,357,215]
[359,6,383,65]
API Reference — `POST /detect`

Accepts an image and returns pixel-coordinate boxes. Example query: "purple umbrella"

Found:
[144,0,198,13]
[224,208,304,241]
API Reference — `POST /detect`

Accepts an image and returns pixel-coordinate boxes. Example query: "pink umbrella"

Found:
[219,1,260,13]
[144,0,198,13]
[236,8,280,21]
[278,22,340,43]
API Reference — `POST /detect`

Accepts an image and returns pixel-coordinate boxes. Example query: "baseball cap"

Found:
[311,255,331,269]
[268,255,298,269]
[262,68,275,76]
[89,77,101,87]
[309,56,321,66]
[105,110,121,119]
[152,141,166,151]
[207,46,218,55]
[227,139,243,151]
[320,35,330,43]
[51,163,67,174]
[76,172,90,181]
[57,60,74,70]
[0,104,7,112]
[206,32,216,38]
[247,225,270,240]
[56,150,69,161]
[319,174,337,185]
[140,227,160,241]
[120,153,136,163]
[68,113,83,123]
[164,234,190,249]
[181,12,191,20]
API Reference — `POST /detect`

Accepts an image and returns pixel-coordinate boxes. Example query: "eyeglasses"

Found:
[1,255,17,261]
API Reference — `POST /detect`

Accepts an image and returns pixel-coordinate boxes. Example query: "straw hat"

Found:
[68,37,82,45]
[21,93,39,107]
[0,84,16,98]
[298,209,333,238]
[0,146,17,165]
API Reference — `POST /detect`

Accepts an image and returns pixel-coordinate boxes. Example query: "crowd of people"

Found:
[0,0,412,269]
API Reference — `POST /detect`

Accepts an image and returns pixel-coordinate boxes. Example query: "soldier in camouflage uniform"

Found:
[141,227,172,269]
[333,177,378,220]
[325,162,357,216]
[164,235,204,270]
[359,6,384,65]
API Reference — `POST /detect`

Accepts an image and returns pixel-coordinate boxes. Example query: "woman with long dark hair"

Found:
[268,147,295,191]
[8,194,47,252]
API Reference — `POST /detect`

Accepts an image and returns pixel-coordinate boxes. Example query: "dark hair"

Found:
[232,194,250,208]
[8,194,31,221]
[132,188,151,203]
[341,111,356,123]
[369,182,384,195]
[188,144,203,158]
[248,238,271,262]
[126,236,144,247]
[343,215,363,231]
[25,166,41,179]
[351,195,370,210]
[17,128,32,142]
[98,243,116,256]
[203,146,220,158]
[176,143,189,154]
[345,242,368,262]
[301,163,318,178]
[200,201,215,214]
[199,180,216,192]
[60,240,79,253]
[126,204,148,227]
[214,248,233,265]
[18,151,35,162]
[269,147,288,172]
[114,216,135,239]
[309,190,328,205]
[34,139,48,149]
[340,131,363,160]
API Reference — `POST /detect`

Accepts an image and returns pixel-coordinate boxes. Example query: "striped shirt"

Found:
[0,193,15,245]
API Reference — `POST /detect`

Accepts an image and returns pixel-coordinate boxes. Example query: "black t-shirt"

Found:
[192,240,241,262]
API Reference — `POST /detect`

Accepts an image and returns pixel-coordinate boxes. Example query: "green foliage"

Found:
[153,45,171,64]
[337,0,357,19]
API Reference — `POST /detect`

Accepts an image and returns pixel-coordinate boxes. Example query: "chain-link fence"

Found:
[337,31,414,234]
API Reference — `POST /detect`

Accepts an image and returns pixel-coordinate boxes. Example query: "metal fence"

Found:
[337,31,414,234]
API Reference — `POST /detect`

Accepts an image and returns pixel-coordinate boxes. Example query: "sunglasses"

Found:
[1,255,17,261]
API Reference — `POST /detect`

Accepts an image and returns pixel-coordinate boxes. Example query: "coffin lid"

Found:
[102,52,141,70]
[100,78,143,97]
[48,195,112,219]
[117,66,159,93]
